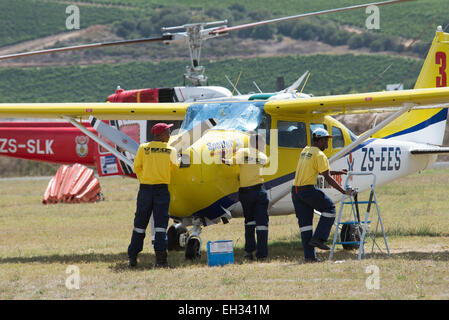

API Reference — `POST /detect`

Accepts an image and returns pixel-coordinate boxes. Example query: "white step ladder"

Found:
[329,172,390,261]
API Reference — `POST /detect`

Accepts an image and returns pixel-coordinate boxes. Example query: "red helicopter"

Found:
[0,0,409,180]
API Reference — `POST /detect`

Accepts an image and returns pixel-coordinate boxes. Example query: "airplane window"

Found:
[277,121,306,148]
[332,126,345,149]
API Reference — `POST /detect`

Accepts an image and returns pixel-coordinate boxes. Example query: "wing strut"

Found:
[329,104,414,164]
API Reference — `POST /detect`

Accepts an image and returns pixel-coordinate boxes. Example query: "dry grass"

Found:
[1,168,449,300]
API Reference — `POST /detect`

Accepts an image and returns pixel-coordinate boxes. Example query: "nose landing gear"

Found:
[167,212,232,260]
[167,223,188,251]
[167,217,203,260]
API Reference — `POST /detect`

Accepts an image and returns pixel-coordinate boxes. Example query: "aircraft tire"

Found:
[167,224,187,251]
[185,236,201,260]
[340,224,362,250]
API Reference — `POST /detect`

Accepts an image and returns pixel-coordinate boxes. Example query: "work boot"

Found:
[154,250,169,268]
[304,257,322,263]
[243,252,254,261]
[308,238,330,250]
[129,255,137,268]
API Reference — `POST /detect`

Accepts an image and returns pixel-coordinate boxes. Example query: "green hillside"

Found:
[2,0,448,49]
[44,0,449,40]
[0,54,422,103]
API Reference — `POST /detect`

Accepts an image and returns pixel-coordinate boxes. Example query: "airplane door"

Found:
[277,119,308,169]
[269,119,308,204]
[95,120,142,177]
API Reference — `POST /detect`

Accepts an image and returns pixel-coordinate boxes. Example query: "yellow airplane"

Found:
[1,27,449,258]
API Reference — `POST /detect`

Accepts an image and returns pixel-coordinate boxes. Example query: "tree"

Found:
[137,20,154,37]
[329,30,351,46]
[277,21,296,37]
[252,25,275,40]
[348,34,364,49]
[370,38,385,52]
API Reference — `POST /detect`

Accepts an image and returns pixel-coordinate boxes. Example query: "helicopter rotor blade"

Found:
[209,0,413,36]
[0,35,173,61]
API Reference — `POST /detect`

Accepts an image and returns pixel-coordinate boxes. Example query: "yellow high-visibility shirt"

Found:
[133,141,178,185]
[232,147,269,188]
[293,146,329,187]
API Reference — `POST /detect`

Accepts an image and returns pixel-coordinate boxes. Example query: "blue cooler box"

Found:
[207,240,234,267]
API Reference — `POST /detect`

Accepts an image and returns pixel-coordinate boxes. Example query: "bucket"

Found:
[206,240,234,267]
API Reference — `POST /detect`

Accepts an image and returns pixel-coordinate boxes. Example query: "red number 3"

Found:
[436,51,447,87]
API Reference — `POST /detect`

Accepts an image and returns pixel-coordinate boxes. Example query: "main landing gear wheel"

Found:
[185,236,201,260]
[167,224,187,251]
[340,224,362,250]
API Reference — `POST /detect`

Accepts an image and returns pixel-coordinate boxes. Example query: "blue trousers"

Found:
[128,184,170,257]
[239,185,269,258]
[291,186,336,259]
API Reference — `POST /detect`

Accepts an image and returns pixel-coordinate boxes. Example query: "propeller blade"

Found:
[209,0,413,36]
[0,35,173,61]
[283,71,309,93]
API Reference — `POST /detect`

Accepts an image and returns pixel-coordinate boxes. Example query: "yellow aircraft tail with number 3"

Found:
[371,28,449,145]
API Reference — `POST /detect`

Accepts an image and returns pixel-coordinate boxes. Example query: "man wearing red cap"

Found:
[128,123,178,268]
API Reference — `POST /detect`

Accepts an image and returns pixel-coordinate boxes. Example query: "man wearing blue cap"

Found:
[292,128,353,262]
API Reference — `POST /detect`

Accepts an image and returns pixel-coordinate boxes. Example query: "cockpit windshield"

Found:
[180,102,265,132]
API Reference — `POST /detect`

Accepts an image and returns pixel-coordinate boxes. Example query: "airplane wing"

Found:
[2,87,449,120]
[0,102,190,120]
[264,87,449,116]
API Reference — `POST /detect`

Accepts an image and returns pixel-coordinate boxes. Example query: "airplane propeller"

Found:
[282,70,310,93]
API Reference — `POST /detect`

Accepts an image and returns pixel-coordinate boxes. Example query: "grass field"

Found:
[1,167,449,300]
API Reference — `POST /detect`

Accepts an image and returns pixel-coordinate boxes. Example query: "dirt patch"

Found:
[0,25,113,66]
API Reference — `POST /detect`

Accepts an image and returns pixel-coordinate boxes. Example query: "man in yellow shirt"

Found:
[128,123,179,268]
[292,128,353,262]
[223,133,270,261]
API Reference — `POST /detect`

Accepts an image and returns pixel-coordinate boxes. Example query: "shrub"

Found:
[348,34,364,49]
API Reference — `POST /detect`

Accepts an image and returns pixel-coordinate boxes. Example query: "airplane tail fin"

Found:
[371,27,449,145]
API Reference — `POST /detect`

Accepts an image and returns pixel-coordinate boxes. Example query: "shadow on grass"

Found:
[0,252,129,265]
[2,240,449,271]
